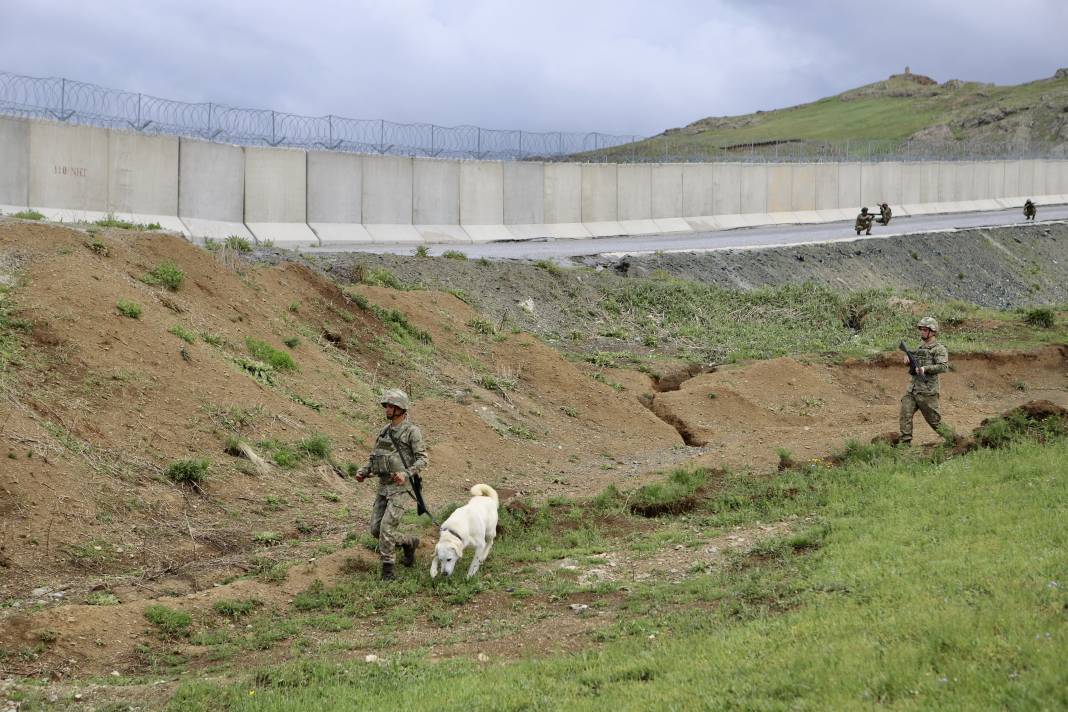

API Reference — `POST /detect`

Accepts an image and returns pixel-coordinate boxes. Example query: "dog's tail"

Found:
[470,483,498,502]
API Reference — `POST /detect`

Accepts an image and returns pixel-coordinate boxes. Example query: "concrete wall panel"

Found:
[711,163,742,215]
[860,163,901,206]
[971,162,992,200]
[813,164,837,210]
[1032,160,1048,196]
[503,161,544,225]
[937,162,958,201]
[681,164,715,217]
[460,160,503,225]
[952,162,975,201]
[28,121,109,215]
[244,147,306,222]
[179,139,245,223]
[0,117,30,210]
[988,161,1006,198]
[363,155,414,225]
[791,163,817,212]
[1003,161,1021,198]
[413,158,460,225]
[650,164,683,219]
[581,163,618,222]
[1016,160,1035,197]
[107,131,179,219]
[617,164,652,220]
[837,163,861,209]
[766,164,792,213]
[739,164,767,214]
[543,163,582,224]
[307,151,362,223]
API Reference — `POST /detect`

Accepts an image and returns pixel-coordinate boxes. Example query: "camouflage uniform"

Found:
[356,419,428,565]
[855,209,873,235]
[1023,200,1036,221]
[876,203,892,225]
[899,339,951,443]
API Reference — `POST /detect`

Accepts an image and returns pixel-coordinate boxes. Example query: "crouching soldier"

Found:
[876,202,892,225]
[900,317,954,446]
[1023,199,1036,221]
[855,207,874,235]
[353,389,427,581]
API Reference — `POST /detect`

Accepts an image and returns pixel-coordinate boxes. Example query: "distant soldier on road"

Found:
[1023,199,1037,221]
[855,207,874,235]
[899,317,954,446]
[875,202,892,225]
[353,389,427,581]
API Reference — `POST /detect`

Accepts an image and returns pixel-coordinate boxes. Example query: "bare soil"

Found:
[1,218,1066,700]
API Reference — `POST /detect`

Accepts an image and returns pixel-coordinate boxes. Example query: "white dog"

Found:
[430,484,499,579]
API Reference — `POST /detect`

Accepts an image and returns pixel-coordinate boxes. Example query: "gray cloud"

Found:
[1,0,1065,136]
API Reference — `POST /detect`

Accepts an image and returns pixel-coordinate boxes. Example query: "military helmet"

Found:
[916,316,939,332]
[861,207,869,214]
[379,389,411,411]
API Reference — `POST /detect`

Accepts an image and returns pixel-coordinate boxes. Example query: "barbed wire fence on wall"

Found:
[0,71,1061,163]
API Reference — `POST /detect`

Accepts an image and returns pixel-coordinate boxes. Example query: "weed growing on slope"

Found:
[225,236,253,253]
[144,605,192,639]
[165,459,209,485]
[246,338,296,371]
[115,300,142,319]
[11,209,44,220]
[141,261,184,291]
[442,250,467,260]
[94,215,161,231]
[1024,307,1056,328]
[368,305,432,347]
[168,324,196,344]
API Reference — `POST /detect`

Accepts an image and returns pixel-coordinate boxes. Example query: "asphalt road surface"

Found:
[308,205,1068,260]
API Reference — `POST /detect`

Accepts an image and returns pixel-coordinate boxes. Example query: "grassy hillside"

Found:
[582,71,1068,161]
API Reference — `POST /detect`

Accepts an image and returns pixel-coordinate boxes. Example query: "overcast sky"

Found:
[1,0,1065,137]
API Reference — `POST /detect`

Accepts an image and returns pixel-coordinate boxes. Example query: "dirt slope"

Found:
[0,220,679,602]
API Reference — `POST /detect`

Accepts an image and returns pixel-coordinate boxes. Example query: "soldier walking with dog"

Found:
[353,389,427,581]
[899,317,954,446]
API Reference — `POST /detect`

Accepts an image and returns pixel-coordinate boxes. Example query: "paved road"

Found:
[307,205,1068,260]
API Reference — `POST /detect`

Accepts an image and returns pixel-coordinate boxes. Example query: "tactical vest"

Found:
[368,425,412,476]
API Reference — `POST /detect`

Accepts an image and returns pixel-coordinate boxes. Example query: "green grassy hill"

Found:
[585,70,1068,161]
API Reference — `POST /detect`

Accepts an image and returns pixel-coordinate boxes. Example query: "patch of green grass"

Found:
[534,259,562,275]
[283,336,300,348]
[144,605,192,639]
[225,236,254,253]
[115,300,142,319]
[141,261,185,291]
[213,599,262,618]
[171,436,1068,710]
[246,338,297,371]
[165,458,209,485]
[413,245,430,258]
[368,305,432,347]
[297,433,332,460]
[466,318,496,335]
[11,209,45,220]
[442,250,467,260]
[169,324,196,344]
[629,468,708,517]
[1024,307,1056,328]
[94,215,162,230]
[361,266,411,290]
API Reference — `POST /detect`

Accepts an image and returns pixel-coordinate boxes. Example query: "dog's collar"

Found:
[440,526,463,542]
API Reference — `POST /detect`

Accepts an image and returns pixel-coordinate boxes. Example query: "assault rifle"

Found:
[898,340,927,381]
[386,429,436,524]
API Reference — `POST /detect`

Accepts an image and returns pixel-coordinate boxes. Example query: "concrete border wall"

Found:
[0,117,30,212]
[28,121,109,221]
[8,117,1068,247]
[178,138,252,241]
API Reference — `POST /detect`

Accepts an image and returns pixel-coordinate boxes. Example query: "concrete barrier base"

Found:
[365,225,423,244]
[543,223,592,239]
[111,212,189,235]
[652,218,692,233]
[415,225,472,244]
[584,221,626,237]
[35,208,109,224]
[684,216,725,232]
[506,224,552,240]
[619,219,660,236]
[464,225,514,242]
[310,223,374,246]
[247,223,320,248]
[180,218,255,243]
[1,204,29,215]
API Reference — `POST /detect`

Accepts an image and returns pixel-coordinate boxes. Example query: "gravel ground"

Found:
[258,222,1068,343]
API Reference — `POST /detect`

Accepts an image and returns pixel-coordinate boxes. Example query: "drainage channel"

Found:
[637,362,715,447]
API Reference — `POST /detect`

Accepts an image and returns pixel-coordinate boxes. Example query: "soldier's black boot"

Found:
[401,538,419,568]
[381,562,396,581]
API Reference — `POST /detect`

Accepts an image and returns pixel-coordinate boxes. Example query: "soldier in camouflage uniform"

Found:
[875,202,892,225]
[855,207,874,235]
[899,317,953,445]
[354,389,428,581]
[1023,199,1036,221]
